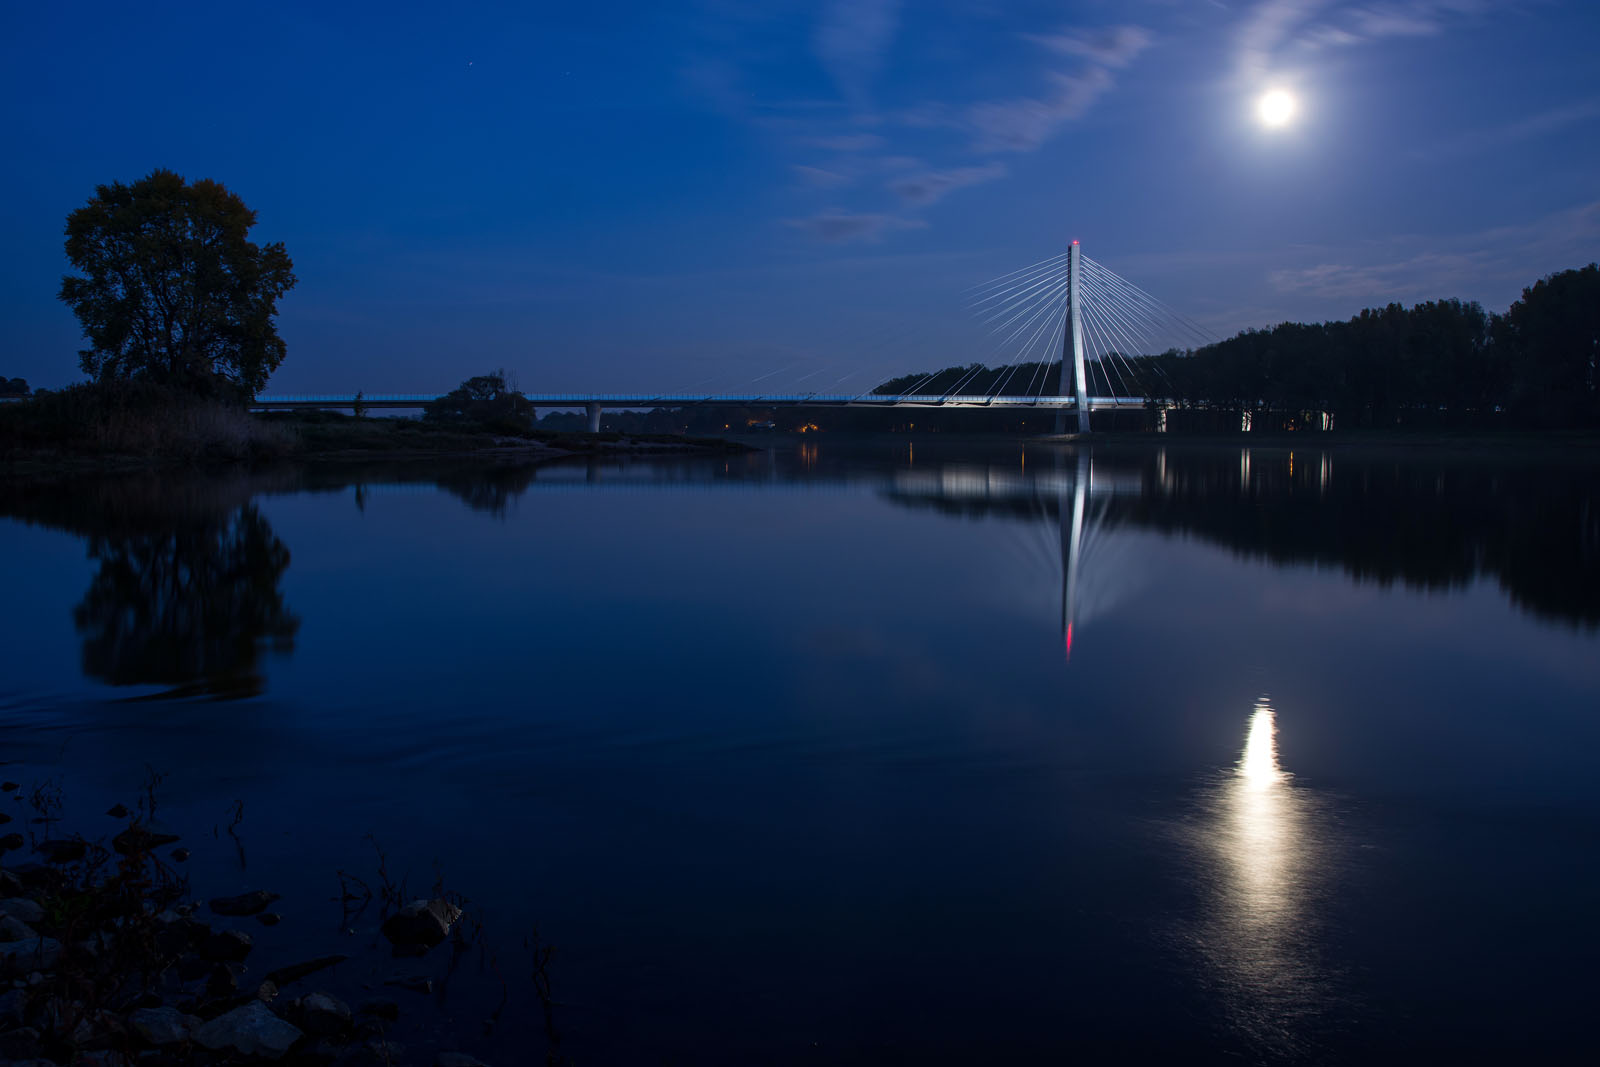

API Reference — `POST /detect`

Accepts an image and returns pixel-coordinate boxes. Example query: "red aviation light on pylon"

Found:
[1072,240,1079,245]
[1065,622,1074,659]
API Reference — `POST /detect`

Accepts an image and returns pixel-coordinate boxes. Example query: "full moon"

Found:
[1257,89,1298,128]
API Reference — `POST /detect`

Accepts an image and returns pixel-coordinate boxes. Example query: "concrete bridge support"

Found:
[586,402,603,433]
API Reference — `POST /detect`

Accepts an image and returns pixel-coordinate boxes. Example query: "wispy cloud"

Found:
[785,210,928,244]
[815,0,902,105]
[792,165,853,190]
[888,163,1008,206]
[963,24,1150,153]
[1026,25,1152,69]
[1410,97,1600,159]
[1268,199,1600,304]
[967,67,1117,153]
[1236,0,1487,79]
[804,133,885,151]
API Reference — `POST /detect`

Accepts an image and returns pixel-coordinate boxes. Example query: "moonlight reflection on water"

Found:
[1193,699,1339,1056]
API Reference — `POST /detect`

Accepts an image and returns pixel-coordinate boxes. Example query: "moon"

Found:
[1257,89,1298,128]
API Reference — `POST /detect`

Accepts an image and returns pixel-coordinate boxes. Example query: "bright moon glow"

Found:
[1257,89,1298,128]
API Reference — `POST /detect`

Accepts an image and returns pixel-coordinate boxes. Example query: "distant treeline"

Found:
[0,376,29,396]
[557,263,1597,435]
[1143,264,1599,429]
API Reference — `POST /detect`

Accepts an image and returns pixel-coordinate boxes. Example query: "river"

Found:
[2,439,1597,1064]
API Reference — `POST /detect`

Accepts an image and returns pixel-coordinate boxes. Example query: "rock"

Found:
[257,980,280,1003]
[0,832,23,851]
[112,825,181,856]
[193,1001,303,1059]
[75,1052,124,1067]
[205,963,240,998]
[0,915,37,942]
[0,898,44,924]
[209,889,280,916]
[129,1005,200,1046]
[152,912,210,956]
[0,937,61,976]
[0,870,20,895]
[265,954,348,988]
[0,986,25,1025]
[0,782,17,792]
[34,838,87,863]
[361,1040,407,1063]
[202,929,253,962]
[5,863,61,891]
[0,811,9,823]
[380,898,462,950]
[170,848,190,862]
[356,998,399,1021]
[299,992,352,1036]
[0,1025,42,1059]
[383,974,432,994]
[436,1054,492,1067]
[257,911,282,926]
[105,803,131,818]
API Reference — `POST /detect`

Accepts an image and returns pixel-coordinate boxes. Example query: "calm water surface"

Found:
[2,440,1597,1064]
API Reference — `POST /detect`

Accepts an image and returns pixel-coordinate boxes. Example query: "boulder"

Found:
[202,929,253,962]
[170,847,191,862]
[0,897,45,924]
[0,936,61,976]
[34,838,86,863]
[265,954,348,987]
[0,987,26,1026]
[384,974,433,994]
[105,803,131,818]
[0,1025,42,1059]
[380,898,462,950]
[193,1001,303,1059]
[0,832,23,852]
[356,998,399,1021]
[257,911,283,926]
[112,825,181,856]
[209,889,280,916]
[298,992,352,1036]
[128,1005,200,1046]
[0,914,37,942]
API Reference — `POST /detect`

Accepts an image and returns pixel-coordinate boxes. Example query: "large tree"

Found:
[59,169,296,396]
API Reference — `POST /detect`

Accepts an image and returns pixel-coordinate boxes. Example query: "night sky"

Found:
[3,1,1597,394]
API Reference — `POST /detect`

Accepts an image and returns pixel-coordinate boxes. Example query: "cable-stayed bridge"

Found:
[255,243,1211,433]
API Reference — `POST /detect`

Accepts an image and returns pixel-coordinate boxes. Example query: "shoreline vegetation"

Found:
[0,381,750,476]
[0,774,542,1066]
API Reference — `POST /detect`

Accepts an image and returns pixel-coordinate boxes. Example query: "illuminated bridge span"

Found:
[255,242,1209,433]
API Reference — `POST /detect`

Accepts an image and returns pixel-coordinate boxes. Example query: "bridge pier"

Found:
[586,402,603,433]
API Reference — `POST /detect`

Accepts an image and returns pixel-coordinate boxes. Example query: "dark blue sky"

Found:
[3,1,1596,393]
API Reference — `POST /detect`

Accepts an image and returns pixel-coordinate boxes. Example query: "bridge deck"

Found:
[252,393,1151,410]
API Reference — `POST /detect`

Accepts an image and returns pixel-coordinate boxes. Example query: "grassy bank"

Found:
[0,385,747,472]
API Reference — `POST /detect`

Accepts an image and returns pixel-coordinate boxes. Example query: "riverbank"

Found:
[0,393,749,478]
[0,779,530,1066]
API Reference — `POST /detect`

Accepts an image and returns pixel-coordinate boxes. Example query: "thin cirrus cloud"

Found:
[888,163,1008,206]
[814,0,902,104]
[964,25,1151,153]
[1236,0,1486,78]
[785,211,928,244]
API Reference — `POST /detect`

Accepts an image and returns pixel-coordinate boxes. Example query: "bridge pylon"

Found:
[1055,240,1091,435]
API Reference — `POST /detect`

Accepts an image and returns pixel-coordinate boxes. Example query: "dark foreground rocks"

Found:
[0,815,500,1067]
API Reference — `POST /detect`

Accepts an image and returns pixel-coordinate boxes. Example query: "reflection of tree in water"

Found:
[880,448,1600,629]
[73,504,299,699]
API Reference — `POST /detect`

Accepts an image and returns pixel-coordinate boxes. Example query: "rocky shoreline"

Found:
[0,785,511,1067]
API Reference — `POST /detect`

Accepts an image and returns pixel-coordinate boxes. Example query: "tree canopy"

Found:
[59,169,296,397]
